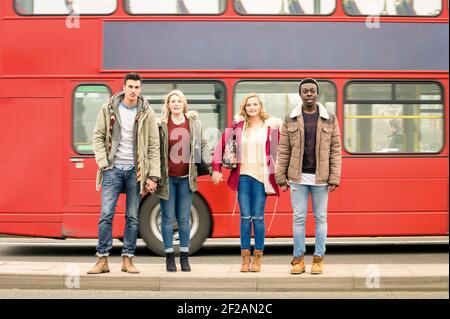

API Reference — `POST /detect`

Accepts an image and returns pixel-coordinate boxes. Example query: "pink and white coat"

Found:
[212,114,283,196]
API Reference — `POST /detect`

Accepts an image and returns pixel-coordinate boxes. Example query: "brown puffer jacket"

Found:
[275,102,342,186]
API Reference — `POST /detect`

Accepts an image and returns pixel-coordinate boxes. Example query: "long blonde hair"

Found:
[238,93,270,123]
[161,89,189,121]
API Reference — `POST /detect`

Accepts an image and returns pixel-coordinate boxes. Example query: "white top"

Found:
[114,102,137,166]
[290,173,327,186]
[240,124,265,183]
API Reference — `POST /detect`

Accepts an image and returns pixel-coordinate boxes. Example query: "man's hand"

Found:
[211,172,222,185]
[280,184,289,192]
[328,184,337,192]
[145,178,157,193]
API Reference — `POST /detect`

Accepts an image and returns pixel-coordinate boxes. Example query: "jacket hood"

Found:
[109,91,148,113]
[233,113,283,130]
[289,102,330,120]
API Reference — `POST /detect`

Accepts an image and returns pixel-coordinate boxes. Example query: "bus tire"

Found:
[139,193,211,257]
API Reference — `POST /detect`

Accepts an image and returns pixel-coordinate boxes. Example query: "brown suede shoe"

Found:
[240,249,251,272]
[290,255,305,275]
[250,249,263,272]
[87,256,110,274]
[311,256,324,274]
[121,256,140,274]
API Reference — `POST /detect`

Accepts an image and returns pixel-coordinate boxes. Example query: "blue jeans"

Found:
[238,175,267,251]
[160,176,193,253]
[290,183,329,257]
[97,166,140,257]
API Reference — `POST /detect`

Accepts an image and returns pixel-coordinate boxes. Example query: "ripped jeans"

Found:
[237,175,267,251]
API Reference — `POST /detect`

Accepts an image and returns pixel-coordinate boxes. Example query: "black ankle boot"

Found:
[180,252,191,272]
[165,252,177,272]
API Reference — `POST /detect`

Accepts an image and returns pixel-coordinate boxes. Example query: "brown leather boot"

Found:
[290,255,305,275]
[240,249,251,272]
[311,256,324,274]
[250,249,263,272]
[121,256,140,274]
[87,256,110,274]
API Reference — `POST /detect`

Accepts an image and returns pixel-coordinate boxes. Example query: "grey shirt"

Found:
[114,102,137,166]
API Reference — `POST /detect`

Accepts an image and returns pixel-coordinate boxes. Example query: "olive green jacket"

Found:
[92,92,161,195]
[154,111,212,200]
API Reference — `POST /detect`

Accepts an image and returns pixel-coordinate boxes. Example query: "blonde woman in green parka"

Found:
[154,90,213,272]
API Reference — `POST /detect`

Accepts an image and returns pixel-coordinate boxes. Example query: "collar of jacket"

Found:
[233,113,283,130]
[289,102,330,120]
[108,91,148,116]
[158,110,199,125]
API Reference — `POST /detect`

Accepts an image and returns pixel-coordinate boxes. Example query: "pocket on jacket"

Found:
[321,127,332,143]
[287,126,298,133]
[287,126,299,145]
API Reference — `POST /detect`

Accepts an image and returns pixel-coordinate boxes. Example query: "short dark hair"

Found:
[299,78,319,95]
[123,73,142,86]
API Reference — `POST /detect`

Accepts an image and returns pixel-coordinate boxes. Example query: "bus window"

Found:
[343,0,442,16]
[73,85,111,154]
[344,81,444,154]
[234,0,335,15]
[234,80,336,121]
[15,0,117,15]
[141,81,226,149]
[126,0,226,15]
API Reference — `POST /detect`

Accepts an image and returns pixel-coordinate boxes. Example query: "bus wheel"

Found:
[139,193,211,256]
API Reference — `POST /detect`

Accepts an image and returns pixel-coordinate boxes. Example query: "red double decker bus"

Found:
[0,0,448,255]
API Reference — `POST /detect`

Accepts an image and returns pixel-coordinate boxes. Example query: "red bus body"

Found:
[0,1,448,250]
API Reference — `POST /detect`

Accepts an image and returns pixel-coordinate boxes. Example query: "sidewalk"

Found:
[0,261,447,292]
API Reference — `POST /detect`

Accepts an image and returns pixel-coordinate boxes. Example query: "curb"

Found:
[0,262,447,292]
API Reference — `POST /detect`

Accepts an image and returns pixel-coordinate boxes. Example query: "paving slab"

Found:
[0,274,64,289]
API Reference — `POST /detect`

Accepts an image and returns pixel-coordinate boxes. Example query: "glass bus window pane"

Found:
[346,83,392,101]
[234,81,336,122]
[235,0,335,15]
[141,83,225,110]
[141,83,174,105]
[141,82,226,149]
[127,0,226,14]
[395,83,442,101]
[344,101,444,154]
[73,85,111,154]
[15,0,33,14]
[15,0,117,15]
[177,83,225,101]
[343,0,442,16]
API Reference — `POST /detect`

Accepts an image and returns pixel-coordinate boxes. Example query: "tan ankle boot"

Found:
[290,255,305,275]
[311,256,324,274]
[87,256,110,274]
[121,256,140,274]
[250,249,263,272]
[240,249,251,272]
